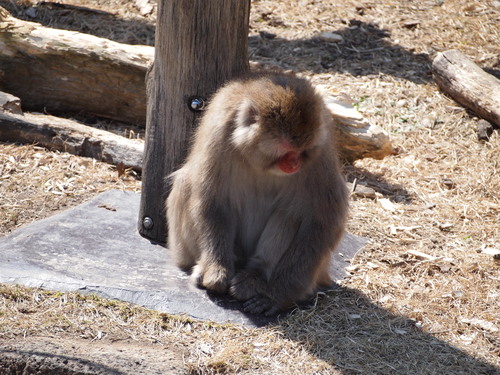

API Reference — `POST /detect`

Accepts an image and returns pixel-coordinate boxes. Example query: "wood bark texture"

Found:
[0,6,153,125]
[138,0,251,242]
[0,109,143,170]
[432,49,500,128]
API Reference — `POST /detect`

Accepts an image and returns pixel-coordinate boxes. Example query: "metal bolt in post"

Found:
[189,97,205,112]
[142,216,154,230]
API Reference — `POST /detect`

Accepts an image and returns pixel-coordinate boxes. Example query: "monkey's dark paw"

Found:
[229,270,267,300]
[192,264,231,294]
[243,295,280,316]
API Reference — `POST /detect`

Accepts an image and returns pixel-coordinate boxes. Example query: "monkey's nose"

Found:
[277,139,296,153]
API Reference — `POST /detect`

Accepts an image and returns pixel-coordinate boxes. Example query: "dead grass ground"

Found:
[0,0,499,374]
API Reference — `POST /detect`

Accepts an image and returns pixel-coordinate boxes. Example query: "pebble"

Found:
[25,7,37,18]
[477,119,494,141]
[318,32,343,43]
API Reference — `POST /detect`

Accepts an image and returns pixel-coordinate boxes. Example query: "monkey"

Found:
[166,71,349,316]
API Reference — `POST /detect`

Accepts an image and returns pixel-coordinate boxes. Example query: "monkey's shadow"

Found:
[202,283,341,326]
[274,286,498,375]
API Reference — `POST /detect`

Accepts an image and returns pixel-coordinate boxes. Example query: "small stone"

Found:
[25,7,37,18]
[346,182,377,199]
[0,92,22,114]
[318,32,343,43]
[259,31,276,39]
[396,99,407,108]
[477,119,494,141]
[402,19,420,29]
[441,177,456,189]
[135,0,154,16]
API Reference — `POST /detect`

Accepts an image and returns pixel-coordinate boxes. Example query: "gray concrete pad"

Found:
[0,190,366,326]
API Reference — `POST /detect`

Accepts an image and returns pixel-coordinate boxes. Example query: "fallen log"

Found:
[0,6,153,125]
[432,50,500,128]
[0,6,393,161]
[0,110,144,171]
[0,94,393,167]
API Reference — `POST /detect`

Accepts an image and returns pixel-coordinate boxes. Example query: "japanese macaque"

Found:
[166,71,349,316]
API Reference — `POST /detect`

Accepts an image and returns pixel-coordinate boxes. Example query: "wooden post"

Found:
[138,0,251,243]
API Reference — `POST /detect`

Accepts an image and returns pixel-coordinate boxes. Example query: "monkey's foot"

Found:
[243,295,280,316]
[229,270,266,301]
[192,263,231,294]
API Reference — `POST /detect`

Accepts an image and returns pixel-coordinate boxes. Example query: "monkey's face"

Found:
[231,95,327,176]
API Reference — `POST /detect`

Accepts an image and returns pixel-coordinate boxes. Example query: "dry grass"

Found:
[0,0,499,374]
[0,143,140,235]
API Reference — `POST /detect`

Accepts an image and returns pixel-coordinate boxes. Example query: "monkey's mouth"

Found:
[277,151,302,174]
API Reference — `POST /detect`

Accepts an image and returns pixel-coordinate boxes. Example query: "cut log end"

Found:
[432,49,500,128]
[0,91,22,114]
[324,94,395,162]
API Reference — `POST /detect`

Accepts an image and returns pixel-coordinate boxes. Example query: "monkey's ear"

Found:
[236,99,259,128]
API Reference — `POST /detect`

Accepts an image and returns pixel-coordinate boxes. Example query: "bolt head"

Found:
[142,216,154,230]
[189,97,205,111]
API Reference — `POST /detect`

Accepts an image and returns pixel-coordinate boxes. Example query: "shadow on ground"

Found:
[276,286,498,375]
[0,349,126,375]
[344,164,413,204]
[1,2,431,83]
[250,20,432,83]
[0,336,185,374]
[0,1,156,45]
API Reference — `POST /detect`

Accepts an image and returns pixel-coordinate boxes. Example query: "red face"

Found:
[231,75,324,176]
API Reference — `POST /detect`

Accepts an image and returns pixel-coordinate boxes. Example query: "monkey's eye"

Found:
[301,145,319,162]
[301,150,309,161]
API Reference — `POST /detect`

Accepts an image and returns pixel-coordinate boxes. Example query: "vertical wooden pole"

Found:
[138,0,250,243]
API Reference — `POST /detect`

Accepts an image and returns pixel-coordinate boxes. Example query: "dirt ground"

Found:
[0,0,499,374]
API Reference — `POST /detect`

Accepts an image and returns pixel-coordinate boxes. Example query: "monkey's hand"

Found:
[243,295,281,316]
[229,270,267,301]
[192,263,231,294]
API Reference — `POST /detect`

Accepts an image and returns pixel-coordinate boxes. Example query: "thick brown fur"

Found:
[166,71,349,316]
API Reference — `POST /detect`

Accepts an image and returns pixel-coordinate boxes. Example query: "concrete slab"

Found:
[0,190,367,327]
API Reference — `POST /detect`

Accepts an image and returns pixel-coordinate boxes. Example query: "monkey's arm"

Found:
[229,209,298,302]
[246,216,344,316]
[193,197,238,294]
[244,161,347,316]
